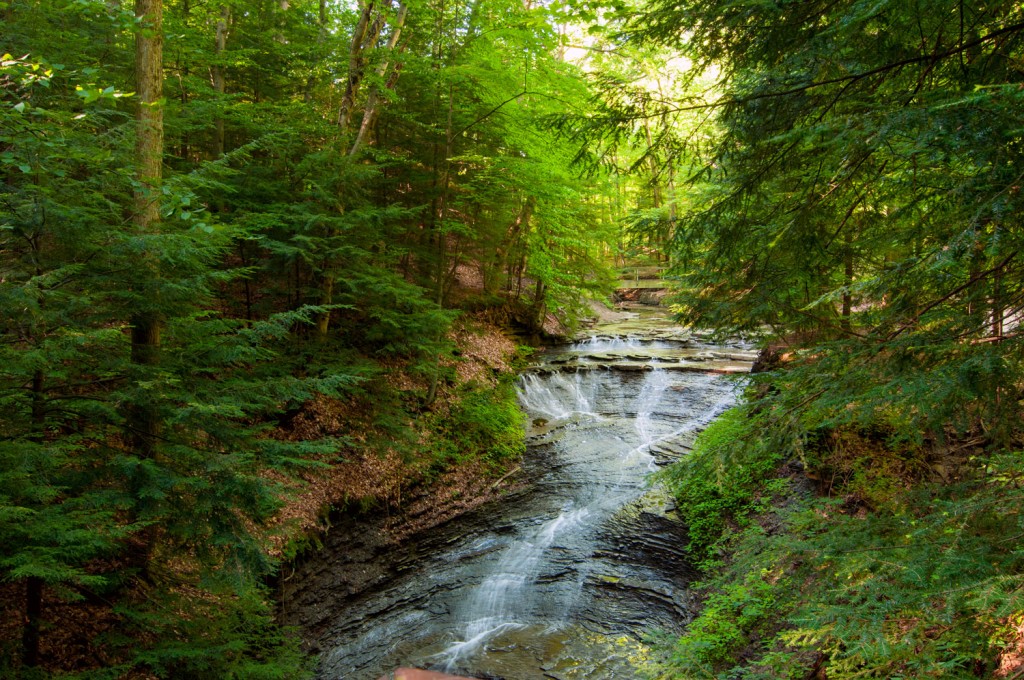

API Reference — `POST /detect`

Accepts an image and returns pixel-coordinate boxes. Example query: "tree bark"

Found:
[304,0,329,103]
[320,0,400,337]
[212,4,229,157]
[531,278,547,341]
[487,198,533,295]
[349,2,408,156]
[22,369,46,666]
[841,231,853,335]
[131,0,163,456]
[338,0,381,132]
[21,576,43,667]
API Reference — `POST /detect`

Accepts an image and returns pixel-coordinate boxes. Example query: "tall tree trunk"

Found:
[643,118,662,210]
[276,0,289,43]
[841,232,853,335]
[22,368,46,666]
[423,28,456,407]
[966,233,985,329]
[131,0,163,454]
[320,0,397,337]
[642,117,666,260]
[991,225,1004,340]
[22,576,43,667]
[531,278,547,341]
[315,276,334,337]
[128,0,164,583]
[349,2,408,156]
[665,154,676,263]
[212,4,229,157]
[337,0,381,132]
[487,198,533,295]
[304,0,329,103]
[135,0,163,233]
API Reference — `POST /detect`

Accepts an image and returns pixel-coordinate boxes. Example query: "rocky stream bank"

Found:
[278,306,755,679]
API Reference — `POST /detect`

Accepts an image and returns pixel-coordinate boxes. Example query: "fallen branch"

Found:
[491,465,521,490]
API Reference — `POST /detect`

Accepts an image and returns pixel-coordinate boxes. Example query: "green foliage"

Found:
[427,377,526,470]
[590,5,1024,670]
[649,401,1024,678]
[770,460,1024,679]
[0,0,626,672]
[667,570,788,678]
[656,407,784,566]
[117,583,311,680]
[614,0,1024,448]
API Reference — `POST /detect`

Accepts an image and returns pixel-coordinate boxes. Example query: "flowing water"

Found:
[280,319,752,679]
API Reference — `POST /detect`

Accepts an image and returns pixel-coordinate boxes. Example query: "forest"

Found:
[2,0,1024,678]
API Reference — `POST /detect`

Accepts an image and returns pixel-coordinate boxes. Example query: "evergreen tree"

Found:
[1,0,620,673]
[616,0,1024,443]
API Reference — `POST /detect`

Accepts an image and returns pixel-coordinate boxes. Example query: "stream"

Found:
[280,312,755,679]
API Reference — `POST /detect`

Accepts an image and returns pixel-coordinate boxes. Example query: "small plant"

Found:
[669,571,783,673]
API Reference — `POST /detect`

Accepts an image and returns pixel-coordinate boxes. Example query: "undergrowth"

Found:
[650,406,1024,679]
[653,407,786,569]
[424,374,526,473]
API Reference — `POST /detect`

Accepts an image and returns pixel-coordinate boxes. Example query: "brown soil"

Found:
[266,315,521,557]
[995,614,1024,678]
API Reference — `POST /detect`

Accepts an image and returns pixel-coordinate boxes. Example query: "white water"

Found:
[438,504,591,670]
[437,340,738,672]
[306,331,745,680]
[515,370,604,420]
[577,335,646,349]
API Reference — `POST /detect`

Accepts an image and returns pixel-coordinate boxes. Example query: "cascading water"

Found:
[436,365,689,673]
[281,322,753,680]
[516,371,603,420]
[438,503,592,671]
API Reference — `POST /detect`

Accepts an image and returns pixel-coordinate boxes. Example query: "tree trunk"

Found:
[131,0,163,451]
[212,4,229,158]
[127,0,164,581]
[315,276,334,337]
[349,2,408,156]
[642,117,667,260]
[22,576,43,667]
[304,0,329,103]
[338,0,383,132]
[320,0,400,337]
[841,231,853,335]
[487,198,533,295]
[991,225,1004,340]
[665,154,676,263]
[531,278,547,341]
[22,369,46,666]
[643,119,662,211]
[423,51,455,407]
[135,0,163,229]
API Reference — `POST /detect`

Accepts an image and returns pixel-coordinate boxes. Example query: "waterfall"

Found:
[631,368,670,463]
[300,329,749,680]
[515,370,603,420]
[438,504,591,671]
[437,344,735,672]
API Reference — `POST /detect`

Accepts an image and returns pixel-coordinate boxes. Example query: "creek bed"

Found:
[279,318,749,679]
